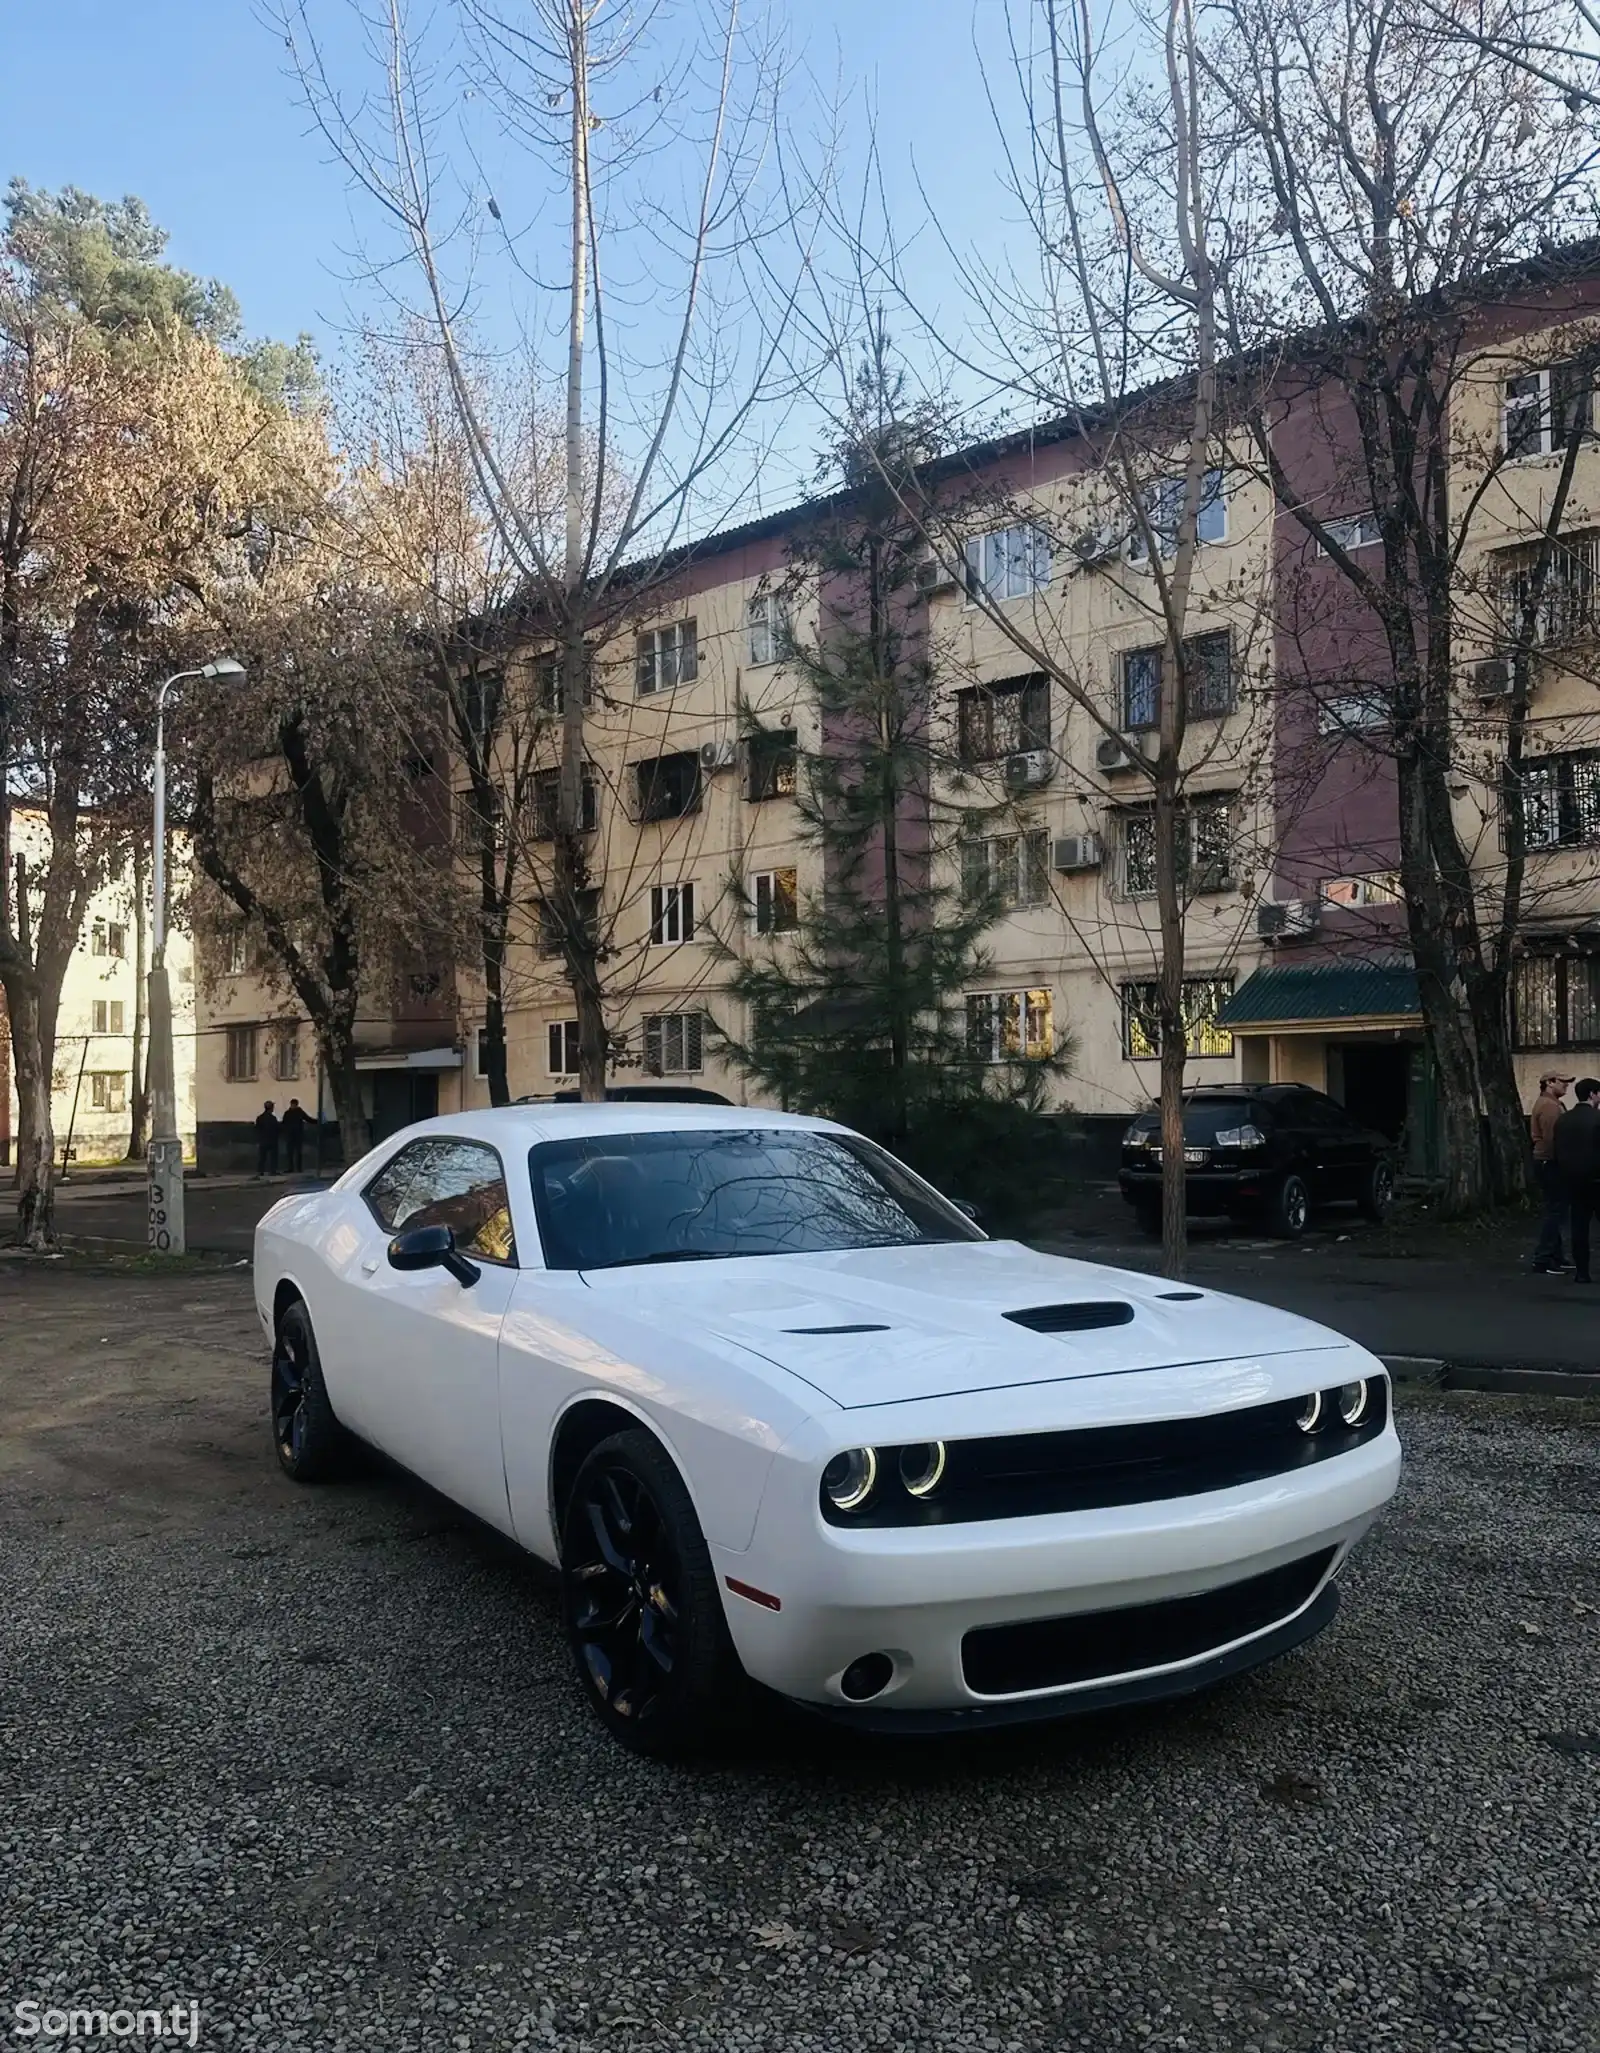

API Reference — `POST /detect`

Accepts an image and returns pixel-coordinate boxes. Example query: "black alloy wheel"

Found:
[1268,1171,1312,1240]
[561,1428,746,1757]
[1359,1156,1396,1222]
[270,1301,348,1482]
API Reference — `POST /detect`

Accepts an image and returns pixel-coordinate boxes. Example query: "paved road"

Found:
[47,1172,1600,1375]
[1,1263,1596,2053]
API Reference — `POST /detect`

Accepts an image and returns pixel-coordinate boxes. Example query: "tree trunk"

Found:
[1153,768,1189,1281]
[10,977,55,1247]
[1467,965,1533,1207]
[126,838,150,1158]
[318,1020,369,1170]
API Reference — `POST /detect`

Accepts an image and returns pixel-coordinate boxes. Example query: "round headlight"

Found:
[1336,1379,1370,1427]
[1295,1391,1324,1434]
[823,1446,879,1512]
[898,1441,947,1499]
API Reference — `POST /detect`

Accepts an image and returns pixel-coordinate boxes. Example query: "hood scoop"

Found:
[783,1322,891,1335]
[1004,1301,1135,1334]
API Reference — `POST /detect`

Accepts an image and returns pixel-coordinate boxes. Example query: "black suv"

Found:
[1117,1083,1395,1238]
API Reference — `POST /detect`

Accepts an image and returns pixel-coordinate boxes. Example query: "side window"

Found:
[364,1138,518,1265]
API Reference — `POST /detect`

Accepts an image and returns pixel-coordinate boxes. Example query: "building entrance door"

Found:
[1335,1042,1411,1140]
[370,1069,439,1146]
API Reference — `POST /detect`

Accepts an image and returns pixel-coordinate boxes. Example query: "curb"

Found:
[1383,1354,1599,1399]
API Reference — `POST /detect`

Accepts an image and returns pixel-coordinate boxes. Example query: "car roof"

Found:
[339,1102,843,1178]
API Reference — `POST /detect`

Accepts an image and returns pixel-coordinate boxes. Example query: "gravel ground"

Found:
[1,1267,1597,2053]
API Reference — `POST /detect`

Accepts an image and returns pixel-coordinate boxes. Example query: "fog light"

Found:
[898,1440,946,1498]
[1336,1378,1369,1426]
[1295,1392,1324,1433]
[839,1652,895,1701]
[823,1447,878,1512]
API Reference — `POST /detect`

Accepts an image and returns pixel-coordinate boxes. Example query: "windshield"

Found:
[527,1128,984,1272]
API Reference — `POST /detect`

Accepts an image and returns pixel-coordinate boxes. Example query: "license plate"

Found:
[1152,1146,1210,1166]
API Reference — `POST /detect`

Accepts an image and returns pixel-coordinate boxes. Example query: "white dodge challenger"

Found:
[254,1103,1401,1755]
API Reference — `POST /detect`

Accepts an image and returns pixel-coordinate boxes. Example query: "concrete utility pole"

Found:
[148,658,245,1255]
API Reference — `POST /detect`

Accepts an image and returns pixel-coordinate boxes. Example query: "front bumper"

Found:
[711,1427,1398,1716]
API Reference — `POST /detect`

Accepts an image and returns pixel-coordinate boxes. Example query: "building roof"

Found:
[1217,961,1421,1029]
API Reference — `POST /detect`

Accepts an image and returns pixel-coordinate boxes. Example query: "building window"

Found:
[1322,872,1402,908]
[966,988,1054,1063]
[455,787,506,857]
[1121,976,1236,1058]
[964,525,1052,603]
[1317,689,1389,737]
[636,620,698,696]
[91,1000,126,1036]
[548,1019,581,1076]
[225,1025,259,1082]
[1121,630,1233,730]
[89,1072,127,1113]
[537,888,601,958]
[746,728,798,801]
[273,1027,300,1082]
[1317,512,1382,553]
[1127,470,1227,561]
[957,674,1051,763]
[1118,795,1235,897]
[1497,531,1600,645]
[1520,751,1600,850]
[530,767,598,840]
[751,867,798,933]
[91,920,128,960]
[635,750,702,823]
[643,1010,704,1075]
[961,830,1050,908]
[1502,360,1595,459]
[649,883,696,946]
[223,926,249,976]
[747,592,789,666]
[536,653,591,715]
[1513,954,1600,1049]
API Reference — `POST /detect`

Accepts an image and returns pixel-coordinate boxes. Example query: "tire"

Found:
[1132,1200,1162,1238]
[270,1300,351,1482]
[1266,1171,1312,1240]
[561,1427,748,1758]
[1358,1156,1396,1222]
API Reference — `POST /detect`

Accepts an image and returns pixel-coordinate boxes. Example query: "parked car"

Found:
[1118,1083,1396,1239]
[256,1104,1400,1756]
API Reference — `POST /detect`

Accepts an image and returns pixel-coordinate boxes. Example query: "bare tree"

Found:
[280,0,815,1099]
[1203,0,1600,1210]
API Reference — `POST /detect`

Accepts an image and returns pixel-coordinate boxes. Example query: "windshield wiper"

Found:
[586,1249,729,1270]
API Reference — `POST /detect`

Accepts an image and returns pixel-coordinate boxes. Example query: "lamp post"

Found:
[147,657,246,1255]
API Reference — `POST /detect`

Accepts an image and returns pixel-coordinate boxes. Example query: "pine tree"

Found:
[719,328,1068,1214]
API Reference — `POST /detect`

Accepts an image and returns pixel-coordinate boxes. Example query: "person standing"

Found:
[1554,1078,1600,1284]
[280,1097,308,1175]
[1529,1070,1574,1272]
[254,1101,281,1180]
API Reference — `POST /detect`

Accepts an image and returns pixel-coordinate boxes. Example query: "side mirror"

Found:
[387,1223,480,1288]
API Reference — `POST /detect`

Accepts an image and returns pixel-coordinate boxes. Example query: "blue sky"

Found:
[2,0,1014,360]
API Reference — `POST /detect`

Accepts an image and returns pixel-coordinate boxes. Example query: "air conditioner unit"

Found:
[1003,748,1055,791]
[698,736,738,772]
[1053,833,1104,872]
[1474,656,1515,699]
[1096,734,1141,775]
[1256,898,1319,940]
[913,553,959,596]
[1069,525,1123,567]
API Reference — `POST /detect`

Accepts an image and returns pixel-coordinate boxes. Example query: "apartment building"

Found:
[193,251,1600,1172]
[0,809,195,1166]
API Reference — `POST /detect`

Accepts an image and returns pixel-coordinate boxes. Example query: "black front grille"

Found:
[961,1547,1337,1696]
[822,1378,1390,1527]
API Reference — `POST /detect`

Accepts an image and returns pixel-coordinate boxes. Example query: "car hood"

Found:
[578,1238,1358,1408]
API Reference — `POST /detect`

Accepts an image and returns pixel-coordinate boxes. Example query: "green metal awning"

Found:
[1217,961,1421,1030]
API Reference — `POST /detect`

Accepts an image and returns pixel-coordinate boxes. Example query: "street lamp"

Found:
[147,657,246,1256]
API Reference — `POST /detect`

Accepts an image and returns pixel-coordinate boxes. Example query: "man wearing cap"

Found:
[1554,1077,1600,1284]
[1529,1070,1574,1272]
